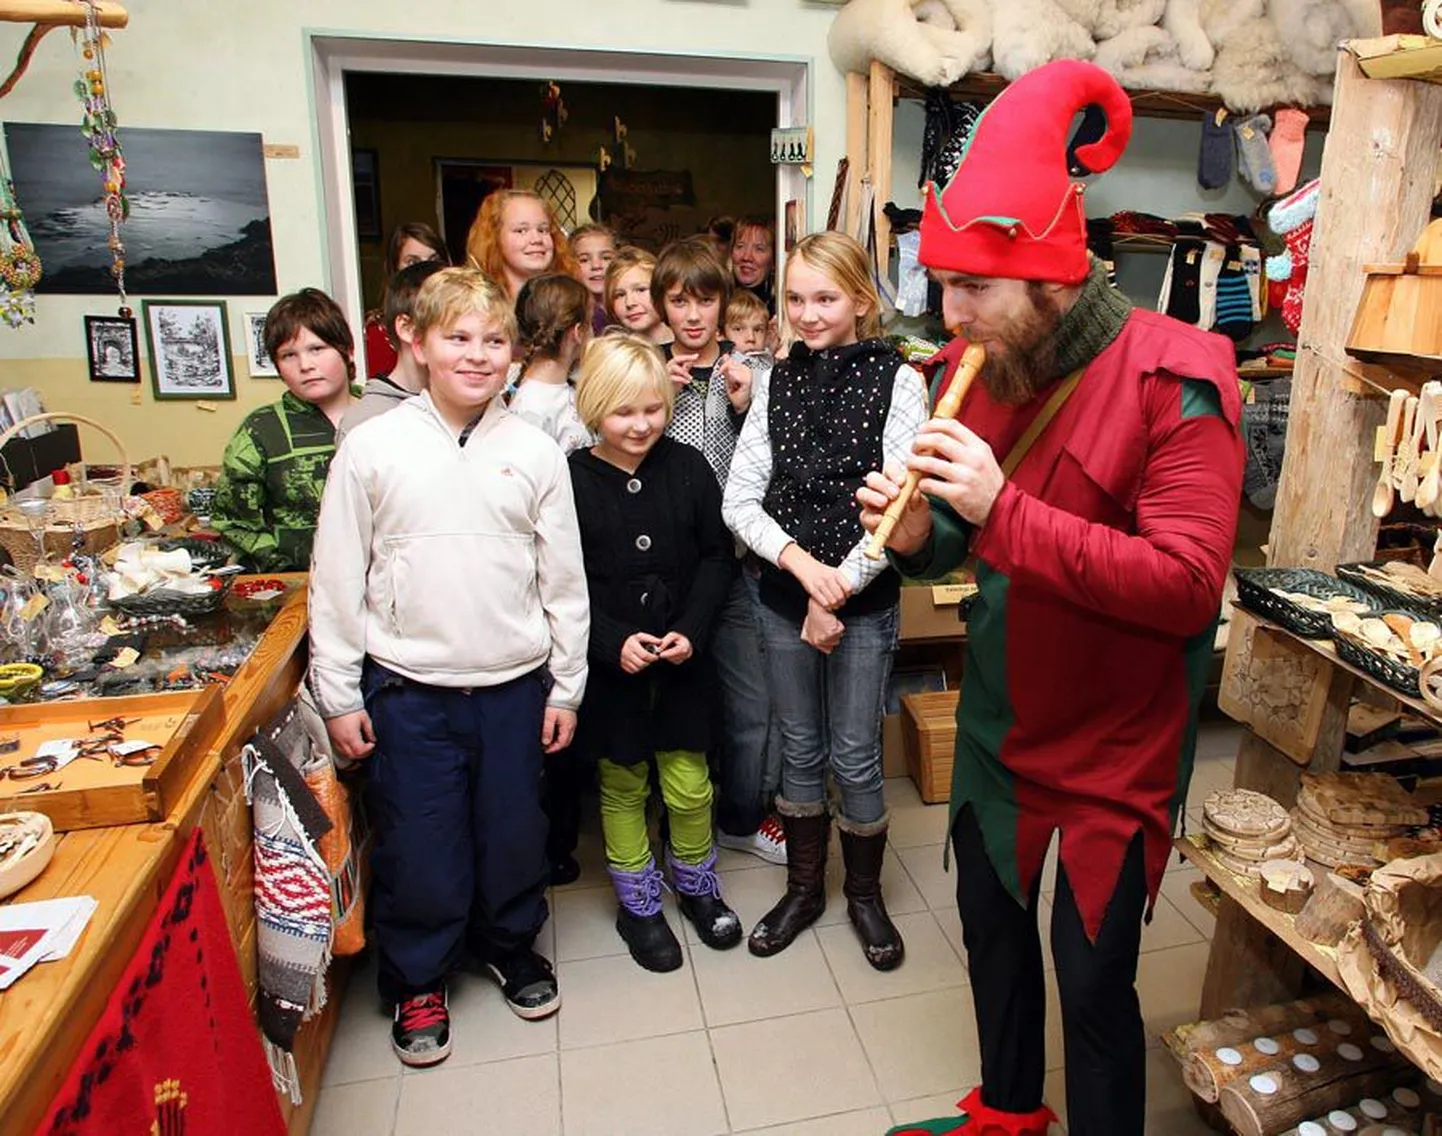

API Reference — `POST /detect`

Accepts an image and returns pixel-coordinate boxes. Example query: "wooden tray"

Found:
[0,689,224,830]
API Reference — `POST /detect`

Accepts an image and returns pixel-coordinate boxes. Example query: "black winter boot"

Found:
[840,822,904,971]
[748,800,828,957]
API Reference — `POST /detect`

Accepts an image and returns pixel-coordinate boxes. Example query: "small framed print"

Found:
[84,315,140,383]
[142,300,236,401]
[245,311,278,377]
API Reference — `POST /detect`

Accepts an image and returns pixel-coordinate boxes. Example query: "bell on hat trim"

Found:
[919,60,1134,285]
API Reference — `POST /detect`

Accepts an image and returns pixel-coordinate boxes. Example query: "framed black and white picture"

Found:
[245,311,278,376]
[84,315,140,383]
[142,300,235,401]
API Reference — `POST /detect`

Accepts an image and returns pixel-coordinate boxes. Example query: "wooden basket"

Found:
[0,412,131,570]
[901,689,959,804]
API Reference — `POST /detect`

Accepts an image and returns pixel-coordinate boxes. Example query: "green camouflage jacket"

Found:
[212,391,337,572]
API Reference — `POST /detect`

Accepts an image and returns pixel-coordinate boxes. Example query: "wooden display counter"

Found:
[0,577,342,1135]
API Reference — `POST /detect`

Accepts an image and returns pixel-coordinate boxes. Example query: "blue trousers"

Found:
[363,660,550,1002]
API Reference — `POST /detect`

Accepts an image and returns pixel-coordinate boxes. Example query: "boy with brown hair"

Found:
[336,258,446,447]
[213,287,356,572]
[652,238,786,866]
[723,288,773,359]
[309,267,588,1068]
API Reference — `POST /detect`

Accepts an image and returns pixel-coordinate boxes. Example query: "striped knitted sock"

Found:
[1214,252,1256,341]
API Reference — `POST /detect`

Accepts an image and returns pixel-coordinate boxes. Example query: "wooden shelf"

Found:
[893,71,1331,131]
[1177,835,1342,988]
[1241,608,1442,730]
[0,1,127,27]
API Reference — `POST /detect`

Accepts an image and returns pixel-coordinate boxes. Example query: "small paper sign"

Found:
[19,594,48,622]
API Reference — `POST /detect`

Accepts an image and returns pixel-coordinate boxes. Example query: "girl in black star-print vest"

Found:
[723,232,928,972]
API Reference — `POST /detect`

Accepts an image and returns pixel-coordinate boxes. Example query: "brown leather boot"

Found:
[840,824,904,971]
[747,803,828,957]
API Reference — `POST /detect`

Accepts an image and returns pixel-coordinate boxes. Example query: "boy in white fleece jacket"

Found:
[309,267,589,1069]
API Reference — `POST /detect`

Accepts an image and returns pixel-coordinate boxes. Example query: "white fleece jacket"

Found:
[308,391,589,717]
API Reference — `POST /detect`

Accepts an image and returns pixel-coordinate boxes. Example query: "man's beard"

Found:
[975,286,1065,406]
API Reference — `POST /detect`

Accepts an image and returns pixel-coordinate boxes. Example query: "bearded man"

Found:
[869,61,1244,1136]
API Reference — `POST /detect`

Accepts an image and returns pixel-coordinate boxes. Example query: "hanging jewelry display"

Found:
[0,142,39,328]
[72,0,128,311]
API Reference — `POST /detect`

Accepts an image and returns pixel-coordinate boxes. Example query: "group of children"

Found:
[211,190,930,1068]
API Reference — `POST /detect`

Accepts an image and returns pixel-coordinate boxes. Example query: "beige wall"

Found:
[0,0,838,466]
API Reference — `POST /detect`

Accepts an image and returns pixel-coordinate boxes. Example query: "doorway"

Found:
[306,36,810,334]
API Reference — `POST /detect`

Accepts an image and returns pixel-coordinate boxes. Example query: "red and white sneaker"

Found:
[392,988,451,1067]
[716,815,788,866]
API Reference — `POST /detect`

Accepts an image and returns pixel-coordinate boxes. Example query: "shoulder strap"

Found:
[999,367,1085,478]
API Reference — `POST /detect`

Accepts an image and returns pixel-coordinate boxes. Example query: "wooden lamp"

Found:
[1347,217,1442,381]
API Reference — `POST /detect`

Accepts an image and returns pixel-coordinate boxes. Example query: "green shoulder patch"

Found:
[1180,378,1223,421]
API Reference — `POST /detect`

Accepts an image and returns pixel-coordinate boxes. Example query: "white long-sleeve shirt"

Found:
[722,360,928,593]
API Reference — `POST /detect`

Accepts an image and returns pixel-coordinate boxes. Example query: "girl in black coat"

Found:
[570,333,740,972]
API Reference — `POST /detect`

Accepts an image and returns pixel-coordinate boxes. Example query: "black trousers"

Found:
[364,660,550,1003]
[952,806,1148,1136]
[542,745,586,863]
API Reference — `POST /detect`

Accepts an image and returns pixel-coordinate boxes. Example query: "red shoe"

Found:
[887,1087,1057,1136]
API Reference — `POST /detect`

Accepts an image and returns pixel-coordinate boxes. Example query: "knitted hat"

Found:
[919,60,1134,284]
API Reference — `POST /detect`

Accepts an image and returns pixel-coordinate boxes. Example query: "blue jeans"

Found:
[755,601,898,825]
[713,570,782,837]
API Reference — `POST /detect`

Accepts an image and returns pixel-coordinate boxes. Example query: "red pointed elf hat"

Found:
[919,60,1133,284]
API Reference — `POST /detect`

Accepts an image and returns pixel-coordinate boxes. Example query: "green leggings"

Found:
[598,750,715,872]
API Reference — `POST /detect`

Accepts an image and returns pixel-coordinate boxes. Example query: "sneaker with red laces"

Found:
[716,815,788,866]
[392,988,451,1067]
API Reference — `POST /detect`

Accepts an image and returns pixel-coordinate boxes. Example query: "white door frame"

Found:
[306,33,810,335]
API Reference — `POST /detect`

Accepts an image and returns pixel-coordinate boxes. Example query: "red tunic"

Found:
[914,309,1244,938]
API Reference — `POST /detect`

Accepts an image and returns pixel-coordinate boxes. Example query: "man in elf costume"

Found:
[864,60,1244,1136]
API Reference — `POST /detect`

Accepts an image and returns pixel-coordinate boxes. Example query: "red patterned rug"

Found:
[39,828,285,1135]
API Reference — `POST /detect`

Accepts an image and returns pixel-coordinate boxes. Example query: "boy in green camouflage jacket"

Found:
[213,289,358,572]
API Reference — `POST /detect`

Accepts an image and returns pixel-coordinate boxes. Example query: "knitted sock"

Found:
[1233,114,1276,195]
[1269,108,1309,196]
[1067,104,1109,176]
[1162,240,1205,326]
[1198,241,1226,331]
[1197,109,1233,190]
[1269,180,1321,334]
[1239,245,1263,321]
[1215,250,1256,341]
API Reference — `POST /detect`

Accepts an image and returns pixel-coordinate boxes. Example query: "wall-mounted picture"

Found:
[5,123,278,296]
[245,311,278,377]
[84,315,140,383]
[142,300,235,401]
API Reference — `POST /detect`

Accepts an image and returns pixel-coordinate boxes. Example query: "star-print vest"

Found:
[759,337,900,620]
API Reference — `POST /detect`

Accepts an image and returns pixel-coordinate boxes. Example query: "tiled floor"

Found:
[312,723,1243,1135]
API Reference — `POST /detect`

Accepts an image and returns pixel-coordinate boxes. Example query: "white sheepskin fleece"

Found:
[1269,0,1360,75]
[826,0,1360,111]
[1093,25,1212,92]
[828,0,992,87]
[990,0,1096,80]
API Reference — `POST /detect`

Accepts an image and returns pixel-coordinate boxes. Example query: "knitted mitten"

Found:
[1197,108,1233,190]
[1267,179,1321,334]
[1233,114,1276,195]
[1268,107,1310,196]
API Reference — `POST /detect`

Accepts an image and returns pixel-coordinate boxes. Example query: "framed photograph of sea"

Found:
[4,124,278,296]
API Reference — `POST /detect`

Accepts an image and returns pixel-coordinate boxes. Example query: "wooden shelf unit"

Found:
[893,70,1332,130]
[1177,836,1342,989]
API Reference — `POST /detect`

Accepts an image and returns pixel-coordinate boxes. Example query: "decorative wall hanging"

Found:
[6,124,277,296]
[142,300,235,401]
[539,80,567,143]
[0,139,39,327]
[71,0,128,307]
[84,313,138,382]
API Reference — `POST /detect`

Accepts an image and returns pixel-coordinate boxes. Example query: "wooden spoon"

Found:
[1398,393,1422,502]
[1418,381,1442,514]
[1373,388,1408,517]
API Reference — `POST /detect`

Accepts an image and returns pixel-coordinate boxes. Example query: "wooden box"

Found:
[0,688,224,830]
[902,689,959,803]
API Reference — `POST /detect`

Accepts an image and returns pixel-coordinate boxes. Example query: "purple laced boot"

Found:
[608,859,682,972]
[668,846,742,950]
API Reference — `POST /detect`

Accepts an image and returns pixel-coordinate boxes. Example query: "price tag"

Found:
[36,739,78,769]
[1422,452,1439,476]
[19,594,48,622]
[111,646,140,669]
[931,583,978,606]
[110,740,158,757]
[1376,424,1392,462]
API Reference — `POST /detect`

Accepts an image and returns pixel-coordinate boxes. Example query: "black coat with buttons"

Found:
[568,436,737,766]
